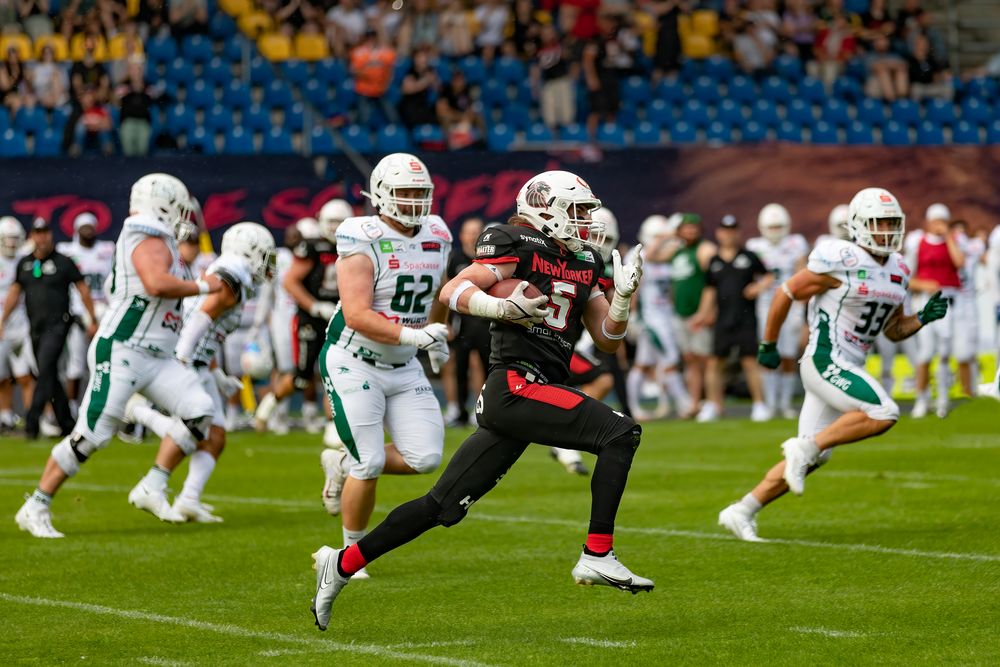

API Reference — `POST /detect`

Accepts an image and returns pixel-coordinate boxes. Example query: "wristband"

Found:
[608,291,630,322]
[601,318,627,340]
[196,279,210,295]
[468,290,503,319]
[781,282,794,300]
[449,280,476,312]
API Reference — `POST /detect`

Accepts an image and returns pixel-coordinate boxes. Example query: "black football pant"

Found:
[355,367,641,564]
[26,322,74,438]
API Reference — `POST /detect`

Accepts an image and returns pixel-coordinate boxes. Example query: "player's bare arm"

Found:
[74,280,99,337]
[882,304,923,342]
[585,245,643,352]
[338,253,405,345]
[440,261,516,312]
[133,237,221,298]
[283,254,318,312]
[763,269,839,342]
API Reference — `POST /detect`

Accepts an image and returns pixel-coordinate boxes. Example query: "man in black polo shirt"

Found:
[0,219,98,438]
[690,215,773,421]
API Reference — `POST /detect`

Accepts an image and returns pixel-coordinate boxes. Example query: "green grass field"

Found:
[1,400,998,666]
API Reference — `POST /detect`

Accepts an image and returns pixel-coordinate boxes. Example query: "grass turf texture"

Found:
[1,400,997,665]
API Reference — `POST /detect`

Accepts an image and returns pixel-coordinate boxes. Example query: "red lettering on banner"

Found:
[444,174,491,222]
[264,188,312,229]
[202,190,247,230]
[59,200,111,236]
[430,175,449,216]
[12,195,78,225]
[486,170,535,218]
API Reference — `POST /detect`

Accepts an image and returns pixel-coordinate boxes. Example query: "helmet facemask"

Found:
[851,215,904,256]
[380,185,433,229]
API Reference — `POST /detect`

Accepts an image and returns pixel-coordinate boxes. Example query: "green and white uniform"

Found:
[630,248,679,368]
[798,239,905,437]
[670,240,712,356]
[320,215,451,479]
[57,239,116,381]
[73,214,214,449]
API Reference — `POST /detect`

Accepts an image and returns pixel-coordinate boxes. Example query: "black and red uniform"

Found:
[292,237,338,388]
[352,223,641,565]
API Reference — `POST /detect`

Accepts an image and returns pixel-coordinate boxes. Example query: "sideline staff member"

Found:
[0,218,97,438]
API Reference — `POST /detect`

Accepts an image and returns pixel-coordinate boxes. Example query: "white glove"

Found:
[470,281,551,326]
[428,346,450,374]
[609,244,643,322]
[212,368,245,398]
[309,300,338,321]
[399,322,449,353]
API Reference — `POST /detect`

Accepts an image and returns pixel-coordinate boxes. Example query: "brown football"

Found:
[487,279,543,300]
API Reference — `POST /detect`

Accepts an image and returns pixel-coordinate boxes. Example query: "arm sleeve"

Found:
[175,309,212,363]
[704,258,718,287]
[748,251,768,276]
[472,227,519,264]
[65,256,84,283]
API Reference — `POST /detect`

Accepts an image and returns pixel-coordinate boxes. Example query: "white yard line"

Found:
[0,593,494,667]
[258,640,477,658]
[136,657,191,667]
[664,462,1000,486]
[790,626,866,638]
[561,638,637,648]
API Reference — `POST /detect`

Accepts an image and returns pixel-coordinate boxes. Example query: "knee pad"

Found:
[600,422,642,453]
[405,451,442,475]
[167,415,210,455]
[349,451,386,480]
[51,433,100,477]
[866,398,899,422]
[434,492,473,528]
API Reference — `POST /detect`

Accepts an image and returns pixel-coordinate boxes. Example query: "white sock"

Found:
[762,371,778,410]
[133,404,173,439]
[343,527,366,548]
[552,447,582,464]
[68,400,79,420]
[935,362,951,404]
[661,369,689,409]
[276,399,289,419]
[626,368,645,415]
[779,372,797,410]
[738,492,763,515]
[0,409,13,425]
[143,465,170,491]
[303,401,318,422]
[180,450,217,503]
[31,488,52,506]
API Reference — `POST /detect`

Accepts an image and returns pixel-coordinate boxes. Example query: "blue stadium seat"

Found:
[392,58,411,86]
[524,123,554,144]
[680,59,703,82]
[511,80,533,106]
[916,120,944,145]
[727,76,756,105]
[261,126,294,154]
[597,122,626,147]
[34,127,62,156]
[50,106,71,130]
[264,80,294,109]
[166,104,196,135]
[223,80,252,110]
[705,121,732,144]
[681,100,711,129]
[797,77,826,105]
[205,104,234,133]
[223,35,249,64]
[302,79,329,107]
[987,120,1000,144]
[187,126,216,154]
[924,98,957,127]
[458,55,487,85]
[715,99,744,127]
[856,98,886,127]
[741,120,767,142]
[668,120,697,144]
[336,80,357,109]
[185,80,216,110]
[280,60,310,87]
[691,76,720,104]
[341,124,373,152]
[479,79,507,108]
[0,129,28,157]
[773,54,804,82]
[165,58,195,87]
[832,77,863,102]
[487,123,514,151]
[375,124,411,152]
[14,106,46,135]
[632,120,661,146]
[761,76,792,104]
[146,34,177,66]
[703,55,735,82]
[750,99,780,128]
[559,123,588,142]
[493,56,525,85]
[412,123,445,147]
[646,98,674,127]
[845,120,875,144]
[182,35,213,64]
[776,120,803,142]
[951,120,981,145]
[315,59,348,85]
[820,99,851,127]
[241,103,270,132]
[785,99,814,126]
[249,56,275,86]
[844,58,867,82]
[880,120,910,146]
[616,101,638,128]
[223,126,254,155]
[890,99,921,126]
[204,57,232,87]
[209,12,236,39]
[502,104,531,131]
[309,126,336,154]
[655,77,686,105]
[621,76,651,105]
[960,97,991,125]
[810,120,838,144]
[965,77,999,101]
[284,102,305,132]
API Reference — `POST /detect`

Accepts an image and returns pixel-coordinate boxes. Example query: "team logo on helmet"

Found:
[524,181,551,209]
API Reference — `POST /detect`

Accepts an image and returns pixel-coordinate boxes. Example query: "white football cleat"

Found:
[15,499,64,538]
[750,402,771,422]
[320,448,349,516]
[911,396,928,418]
[311,546,350,631]
[172,497,223,523]
[977,382,1000,400]
[935,398,949,419]
[351,566,370,580]
[696,402,720,423]
[718,504,765,542]
[571,550,654,594]
[269,415,290,435]
[781,436,819,496]
[323,422,343,448]
[254,392,277,432]
[128,481,185,523]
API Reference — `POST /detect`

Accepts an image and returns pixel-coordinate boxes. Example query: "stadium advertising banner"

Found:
[2,146,998,243]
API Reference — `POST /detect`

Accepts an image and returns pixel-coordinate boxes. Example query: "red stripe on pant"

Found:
[291,314,300,368]
[506,371,584,410]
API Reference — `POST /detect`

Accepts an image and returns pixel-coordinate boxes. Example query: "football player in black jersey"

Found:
[310,171,648,631]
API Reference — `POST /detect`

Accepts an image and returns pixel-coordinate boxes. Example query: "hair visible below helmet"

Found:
[592,207,619,261]
[758,203,791,243]
[847,187,905,256]
[362,153,434,228]
[638,214,671,246]
[828,204,850,240]
[0,216,25,258]
[318,199,353,241]
[221,222,277,284]
[515,170,603,253]
[129,173,194,241]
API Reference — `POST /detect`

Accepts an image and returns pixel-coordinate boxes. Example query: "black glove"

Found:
[757,341,780,369]
[918,291,949,325]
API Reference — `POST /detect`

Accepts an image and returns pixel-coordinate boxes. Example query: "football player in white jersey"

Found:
[57,212,116,416]
[815,203,850,246]
[0,216,36,431]
[125,222,276,523]
[14,173,224,538]
[746,203,810,420]
[259,225,302,433]
[718,188,949,542]
[317,153,450,579]
[949,218,983,398]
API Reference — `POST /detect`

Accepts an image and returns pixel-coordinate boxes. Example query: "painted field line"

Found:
[259,640,478,658]
[790,626,865,638]
[663,462,1000,486]
[136,657,190,667]
[561,637,636,648]
[0,593,494,667]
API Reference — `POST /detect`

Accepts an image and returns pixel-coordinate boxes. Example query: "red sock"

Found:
[338,544,368,576]
[585,533,613,555]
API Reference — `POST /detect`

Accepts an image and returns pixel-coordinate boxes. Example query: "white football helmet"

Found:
[241,341,274,379]
[362,153,434,228]
[516,170,604,253]
[847,187,905,256]
[318,199,352,241]
[592,207,619,262]
[129,173,194,241]
[0,216,25,258]
[828,204,849,240]
[638,214,672,246]
[758,203,791,243]
[221,222,277,284]
[296,217,320,239]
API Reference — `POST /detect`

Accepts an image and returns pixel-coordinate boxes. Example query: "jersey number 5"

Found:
[544,280,576,331]
[391,275,435,313]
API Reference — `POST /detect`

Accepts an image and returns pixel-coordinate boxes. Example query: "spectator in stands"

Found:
[70,36,110,103]
[327,0,367,58]
[69,86,114,156]
[110,22,146,86]
[398,46,440,129]
[781,0,816,62]
[912,9,949,74]
[582,12,631,140]
[350,27,398,126]
[0,45,30,115]
[18,0,54,42]
[273,0,324,38]
[119,68,153,156]
[557,0,601,42]
[533,22,576,130]
[860,0,895,44]
[732,0,780,76]
[396,0,436,56]
[438,0,473,58]
[0,0,20,32]
[814,7,857,89]
[366,0,405,44]
[97,0,127,38]
[646,0,686,78]
[168,0,208,39]
[908,31,951,100]
[136,0,169,39]
[511,0,543,58]
[894,0,924,37]
[436,69,484,149]
[474,0,510,65]
[29,45,68,111]
[866,33,908,102]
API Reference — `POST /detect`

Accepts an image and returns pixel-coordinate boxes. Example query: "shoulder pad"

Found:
[210,255,253,296]
[124,214,172,239]
[808,239,860,274]
[336,216,382,242]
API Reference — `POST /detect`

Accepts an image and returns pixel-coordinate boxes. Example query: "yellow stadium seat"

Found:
[0,34,32,61]
[682,34,715,59]
[294,33,329,61]
[678,14,691,40]
[33,34,69,61]
[70,33,109,61]
[220,0,253,18]
[692,10,719,37]
[127,0,139,17]
[632,11,657,57]
[238,11,274,38]
[258,33,292,62]
[108,34,145,60]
